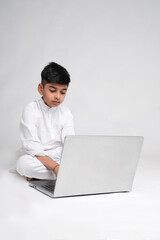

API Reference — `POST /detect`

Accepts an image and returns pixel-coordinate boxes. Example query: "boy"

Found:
[16,62,75,181]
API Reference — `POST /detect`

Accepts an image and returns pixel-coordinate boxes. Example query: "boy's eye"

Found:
[49,89,66,94]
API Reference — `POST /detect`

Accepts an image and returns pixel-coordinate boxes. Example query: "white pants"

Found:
[16,154,56,180]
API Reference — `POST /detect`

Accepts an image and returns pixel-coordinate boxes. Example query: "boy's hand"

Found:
[54,165,59,177]
[36,155,59,176]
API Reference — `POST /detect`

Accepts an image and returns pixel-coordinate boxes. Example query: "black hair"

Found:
[41,62,70,86]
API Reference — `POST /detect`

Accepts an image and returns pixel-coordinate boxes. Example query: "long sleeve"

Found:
[20,103,46,157]
[61,108,75,144]
[47,108,75,163]
[19,99,75,163]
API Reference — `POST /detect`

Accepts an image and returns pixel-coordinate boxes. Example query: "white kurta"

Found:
[16,98,75,179]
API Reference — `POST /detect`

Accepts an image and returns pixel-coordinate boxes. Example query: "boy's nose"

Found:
[55,92,60,100]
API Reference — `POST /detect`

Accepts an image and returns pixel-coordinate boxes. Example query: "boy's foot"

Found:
[26,177,40,181]
[26,177,32,181]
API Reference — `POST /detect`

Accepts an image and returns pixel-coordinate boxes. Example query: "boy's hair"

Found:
[41,62,70,86]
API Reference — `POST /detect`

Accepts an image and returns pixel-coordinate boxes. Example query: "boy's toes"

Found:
[26,177,32,181]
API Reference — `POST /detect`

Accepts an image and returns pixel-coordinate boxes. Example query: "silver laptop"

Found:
[29,135,144,198]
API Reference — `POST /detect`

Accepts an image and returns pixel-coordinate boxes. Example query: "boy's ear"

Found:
[38,83,43,95]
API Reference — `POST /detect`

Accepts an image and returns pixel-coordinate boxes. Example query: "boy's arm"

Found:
[21,103,60,176]
[20,103,45,157]
[40,109,74,176]
[36,155,59,176]
[61,109,75,143]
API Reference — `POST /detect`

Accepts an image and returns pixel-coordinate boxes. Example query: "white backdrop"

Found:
[1,0,160,165]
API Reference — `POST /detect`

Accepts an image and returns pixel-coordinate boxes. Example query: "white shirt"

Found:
[20,98,75,164]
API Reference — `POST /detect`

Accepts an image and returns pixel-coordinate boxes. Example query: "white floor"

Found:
[0,155,160,240]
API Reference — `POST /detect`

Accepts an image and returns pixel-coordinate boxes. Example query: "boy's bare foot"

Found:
[26,177,32,181]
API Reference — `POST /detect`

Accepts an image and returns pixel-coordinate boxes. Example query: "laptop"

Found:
[29,135,144,198]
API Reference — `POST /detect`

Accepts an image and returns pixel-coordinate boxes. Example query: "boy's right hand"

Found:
[54,165,59,177]
[36,155,59,176]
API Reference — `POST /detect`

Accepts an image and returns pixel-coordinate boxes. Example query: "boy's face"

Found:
[38,83,68,108]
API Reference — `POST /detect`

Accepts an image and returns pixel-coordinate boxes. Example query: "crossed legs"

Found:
[16,154,56,180]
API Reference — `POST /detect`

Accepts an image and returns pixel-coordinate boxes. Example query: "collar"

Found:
[38,97,58,112]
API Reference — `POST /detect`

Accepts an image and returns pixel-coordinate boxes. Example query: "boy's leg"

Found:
[16,154,56,180]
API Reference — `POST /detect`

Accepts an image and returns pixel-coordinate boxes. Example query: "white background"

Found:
[0,1,160,239]
[0,0,160,161]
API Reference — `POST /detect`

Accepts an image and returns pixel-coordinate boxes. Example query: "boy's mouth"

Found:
[52,101,60,104]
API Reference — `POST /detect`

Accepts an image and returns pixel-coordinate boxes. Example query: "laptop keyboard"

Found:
[42,184,55,192]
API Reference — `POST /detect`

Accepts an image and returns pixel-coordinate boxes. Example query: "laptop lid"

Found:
[53,135,143,198]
